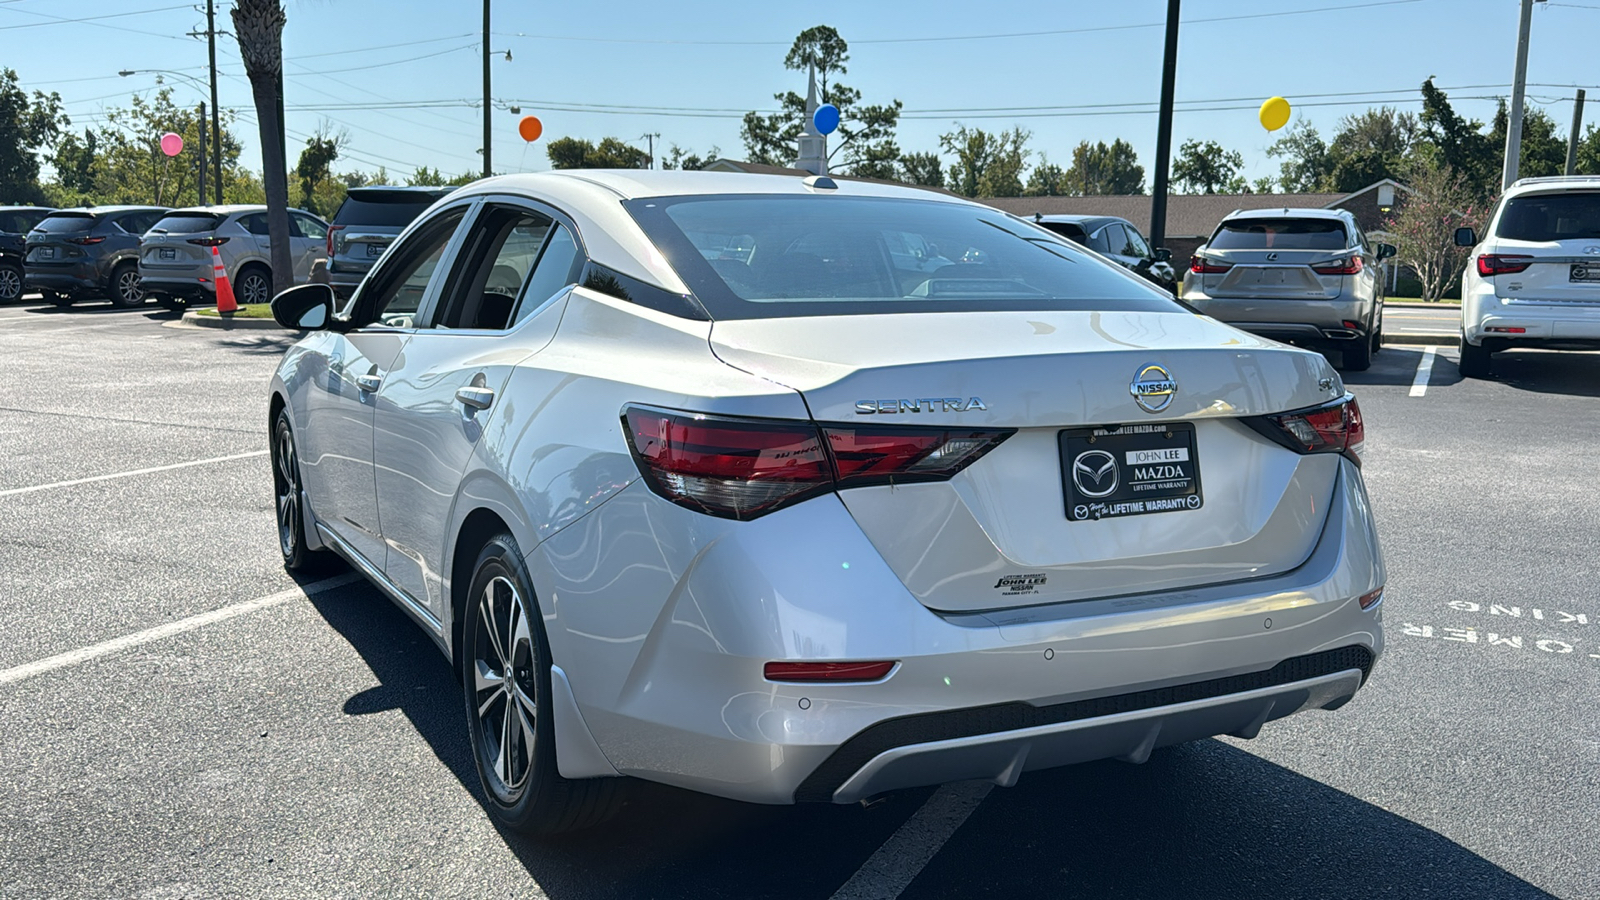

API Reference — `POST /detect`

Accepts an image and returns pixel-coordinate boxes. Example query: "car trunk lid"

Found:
[710,310,1347,612]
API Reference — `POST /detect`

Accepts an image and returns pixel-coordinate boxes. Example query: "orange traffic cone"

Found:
[212,245,238,313]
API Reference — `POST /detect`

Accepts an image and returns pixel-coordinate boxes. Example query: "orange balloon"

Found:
[518,115,543,142]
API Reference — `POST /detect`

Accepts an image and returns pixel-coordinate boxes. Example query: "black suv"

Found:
[0,207,54,303]
[325,186,453,298]
[25,206,169,308]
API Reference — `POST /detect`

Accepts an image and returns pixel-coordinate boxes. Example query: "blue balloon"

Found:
[813,103,840,135]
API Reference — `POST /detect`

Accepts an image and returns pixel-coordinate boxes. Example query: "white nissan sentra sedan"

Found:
[266,170,1384,834]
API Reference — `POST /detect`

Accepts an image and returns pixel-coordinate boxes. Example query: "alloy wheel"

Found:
[472,575,539,800]
[240,273,270,305]
[0,267,20,302]
[117,268,143,304]
[273,424,300,558]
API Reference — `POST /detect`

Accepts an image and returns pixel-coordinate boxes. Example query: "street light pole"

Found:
[1149,0,1181,250]
[1503,0,1539,190]
[482,0,492,178]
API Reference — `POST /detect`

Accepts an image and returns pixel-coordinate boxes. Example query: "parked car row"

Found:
[0,186,451,310]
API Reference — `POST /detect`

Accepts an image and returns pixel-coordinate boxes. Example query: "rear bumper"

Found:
[528,457,1385,805]
[24,264,103,295]
[1183,294,1371,345]
[1462,288,1600,348]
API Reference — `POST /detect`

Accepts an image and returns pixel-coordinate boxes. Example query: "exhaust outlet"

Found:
[1321,328,1359,340]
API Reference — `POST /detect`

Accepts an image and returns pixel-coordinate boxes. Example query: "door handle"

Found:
[355,373,382,393]
[456,386,495,410]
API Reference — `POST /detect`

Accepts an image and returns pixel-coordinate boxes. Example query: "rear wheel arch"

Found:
[451,507,515,664]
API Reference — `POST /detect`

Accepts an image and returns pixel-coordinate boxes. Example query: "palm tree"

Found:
[231,0,292,296]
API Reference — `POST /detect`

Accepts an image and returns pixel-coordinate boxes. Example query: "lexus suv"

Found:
[24,206,169,308]
[1455,175,1600,377]
[1181,208,1395,371]
[325,186,453,298]
[139,205,329,308]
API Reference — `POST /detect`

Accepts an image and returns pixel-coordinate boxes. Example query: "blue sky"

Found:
[9,0,1600,186]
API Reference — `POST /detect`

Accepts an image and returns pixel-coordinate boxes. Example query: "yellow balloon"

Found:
[1260,96,1291,132]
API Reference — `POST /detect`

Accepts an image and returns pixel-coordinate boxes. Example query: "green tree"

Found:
[1326,107,1417,191]
[1024,154,1069,196]
[405,165,447,186]
[1171,139,1243,194]
[662,144,719,170]
[0,68,68,204]
[545,136,649,169]
[1419,78,1498,198]
[294,126,344,216]
[740,27,903,177]
[48,128,98,204]
[1387,156,1485,302]
[1266,120,1330,191]
[940,125,1030,198]
[897,151,943,188]
[1065,139,1144,194]
[232,0,293,293]
[89,89,237,207]
[1487,101,1566,182]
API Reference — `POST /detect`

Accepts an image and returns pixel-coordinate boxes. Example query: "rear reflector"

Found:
[1477,254,1533,276]
[1190,255,1231,274]
[624,407,1013,520]
[1245,394,1365,464]
[1312,256,1364,276]
[764,661,896,682]
[1358,587,1384,610]
[1486,326,1526,334]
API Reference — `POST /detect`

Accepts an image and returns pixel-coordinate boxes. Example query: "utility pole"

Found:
[1149,0,1180,249]
[482,0,492,178]
[641,132,660,168]
[1566,89,1586,176]
[198,102,208,205]
[1503,0,1541,190]
[207,0,221,203]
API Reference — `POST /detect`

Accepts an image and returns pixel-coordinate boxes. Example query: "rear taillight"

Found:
[1190,255,1231,274]
[1358,587,1384,610]
[327,223,345,257]
[1477,254,1533,276]
[1247,394,1364,465]
[764,661,896,682]
[66,236,105,245]
[1311,256,1363,276]
[187,236,230,247]
[622,407,1014,520]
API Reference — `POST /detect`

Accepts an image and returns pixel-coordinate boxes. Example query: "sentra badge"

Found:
[1130,364,1176,414]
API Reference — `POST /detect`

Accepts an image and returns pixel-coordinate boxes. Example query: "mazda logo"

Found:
[1130,363,1177,414]
[1072,450,1119,498]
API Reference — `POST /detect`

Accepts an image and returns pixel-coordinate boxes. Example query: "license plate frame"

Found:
[365,242,384,258]
[37,247,54,260]
[1060,422,1203,522]
[158,247,176,260]
[1568,264,1600,283]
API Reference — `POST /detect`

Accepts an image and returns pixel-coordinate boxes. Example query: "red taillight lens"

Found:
[1311,256,1364,276]
[1358,587,1384,610]
[1190,255,1231,274]
[327,223,344,257]
[1255,395,1364,463]
[764,661,896,682]
[187,236,230,247]
[623,407,1014,520]
[67,235,105,245]
[1477,254,1533,276]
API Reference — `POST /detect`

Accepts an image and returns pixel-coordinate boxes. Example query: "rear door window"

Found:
[1100,224,1130,256]
[241,214,270,236]
[436,207,554,330]
[1209,218,1348,251]
[291,213,328,240]
[1495,192,1600,241]
[513,224,582,325]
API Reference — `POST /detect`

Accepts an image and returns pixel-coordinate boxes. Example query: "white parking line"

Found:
[830,781,994,900]
[0,450,268,498]
[0,572,363,687]
[1409,346,1437,398]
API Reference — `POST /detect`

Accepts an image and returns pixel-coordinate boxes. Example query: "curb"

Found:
[1382,332,1457,347]
[181,310,289,331]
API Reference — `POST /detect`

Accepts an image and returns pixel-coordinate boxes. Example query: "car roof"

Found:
[0,206,52,213]
[161,205,318,218]
[457,169,971,204]
[46,205,169,216]
[346,185,453,197]
[1219,207,1350,222]
[1504,175,1600,196]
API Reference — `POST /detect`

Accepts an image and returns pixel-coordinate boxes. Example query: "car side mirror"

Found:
[1454,227,1476,248]
[1376,242,1397,261]
[1153,247,1172,262]
[271,283,334,331]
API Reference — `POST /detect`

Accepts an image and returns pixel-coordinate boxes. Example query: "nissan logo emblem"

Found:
[1130,363,1177,414]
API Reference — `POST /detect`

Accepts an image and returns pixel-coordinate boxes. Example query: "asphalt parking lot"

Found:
[1,297,1596,900]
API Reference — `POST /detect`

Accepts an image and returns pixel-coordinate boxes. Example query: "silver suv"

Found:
[1181,208,1395,371]
[138,205,329,309]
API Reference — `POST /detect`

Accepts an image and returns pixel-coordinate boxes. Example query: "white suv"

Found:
[1456,176,1600,377]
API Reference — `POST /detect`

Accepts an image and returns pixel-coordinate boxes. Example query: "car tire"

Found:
[1458,333,1493,378]
[272,410,332,572]
[461,533,624,835]
[110,262,145,308]
[1341,337,1372,372]
[236,265,272,306]
[0,263,22,304]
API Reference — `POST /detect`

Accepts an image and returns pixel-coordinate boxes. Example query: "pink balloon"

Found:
[160,132,184,157]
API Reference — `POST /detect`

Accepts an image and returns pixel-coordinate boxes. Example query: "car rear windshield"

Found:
[33,213,96,234]
[332,191,442,227]
[1495,192,1600,241]
[624,195,1180,320]
[1208,218,1348,251]
[150,213,226,234]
